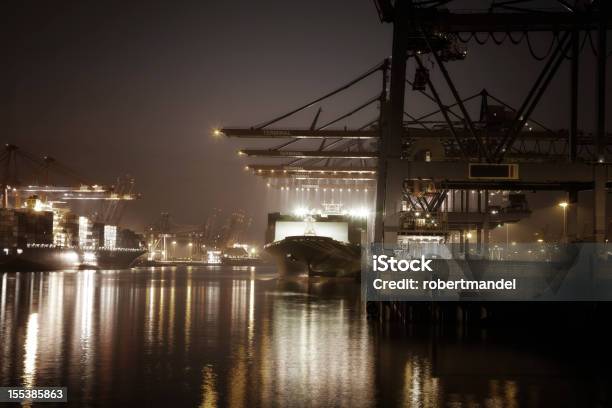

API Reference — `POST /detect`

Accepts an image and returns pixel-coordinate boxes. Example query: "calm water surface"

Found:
[0,266,608,407]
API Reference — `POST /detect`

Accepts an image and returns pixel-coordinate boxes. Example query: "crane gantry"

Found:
[219,0,612,243]
[0,144,139,210]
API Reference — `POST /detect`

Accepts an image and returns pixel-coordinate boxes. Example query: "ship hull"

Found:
[265,236,361,278]
[221,257,265,267]
[0,247,77,271]
[0,247,146,272]
[86,249,147,269]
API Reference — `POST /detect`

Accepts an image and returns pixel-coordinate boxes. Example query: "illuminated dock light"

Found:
[82,251,97,264]
[558,201,568,208]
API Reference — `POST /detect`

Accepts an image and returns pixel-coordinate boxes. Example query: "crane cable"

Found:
[457,30,600,59]
[587,30,612,57]
[253,60,385,129]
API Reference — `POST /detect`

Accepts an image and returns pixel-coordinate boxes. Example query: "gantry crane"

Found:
[219,0,612,244]
[0,144,139,208]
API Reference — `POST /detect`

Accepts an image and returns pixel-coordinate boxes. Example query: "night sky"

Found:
[5,1,611,242]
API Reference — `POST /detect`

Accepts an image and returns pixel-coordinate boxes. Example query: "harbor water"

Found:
[0,266,609,407]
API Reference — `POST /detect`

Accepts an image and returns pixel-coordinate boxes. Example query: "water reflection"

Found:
[0,268,607,407]
[200,365,217,408]
[22,312,38,387]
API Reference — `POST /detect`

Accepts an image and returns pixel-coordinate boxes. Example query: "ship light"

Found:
[17,248,23,255]
[62,251,79,265]
[33,200,44,212]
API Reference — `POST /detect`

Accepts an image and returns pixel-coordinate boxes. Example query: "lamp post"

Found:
[558,202,568,243]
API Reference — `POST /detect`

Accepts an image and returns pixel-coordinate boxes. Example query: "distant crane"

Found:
[0,144,139,208]
[94,175,136,225]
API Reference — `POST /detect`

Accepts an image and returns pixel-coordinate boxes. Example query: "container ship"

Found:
[0,195,145,271]
[264,204,367,278]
